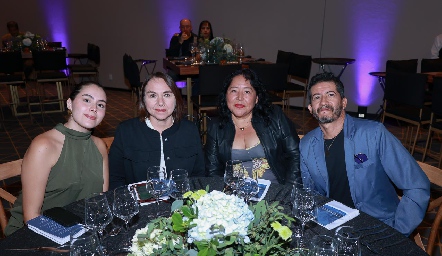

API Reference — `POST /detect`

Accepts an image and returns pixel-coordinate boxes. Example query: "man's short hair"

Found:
[307,72,345,103]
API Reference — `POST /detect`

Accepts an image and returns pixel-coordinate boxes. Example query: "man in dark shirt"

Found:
[300,72,430,236]
[167,18,197,57]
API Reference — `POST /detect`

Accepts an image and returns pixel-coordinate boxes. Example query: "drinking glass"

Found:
[334,226,361,256]
[70,231,104,256]
[189,42,198,64]
[291,187,316,236]
[223,160,244,194]
[309,235,336,256]
[237,177,259,204]
[146,166,170,217]
[169,169,190,200]
[84,192,113,243]
[236,43,245,63]
[113,186,139,232]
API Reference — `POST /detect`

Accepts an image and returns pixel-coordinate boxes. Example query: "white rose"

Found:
[22,38,32,46]
[224,44,233,53]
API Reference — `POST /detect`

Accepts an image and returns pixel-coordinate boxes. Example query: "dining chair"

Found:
[422,77,442,166]
[247,63,289,110]
[0,159,22,235]
[67,42,89,65]
[0,51,31,117]
[381,72,430,155]
[68,43,100,86]
[32,49,69,120]
[123,54,144,117]
[192,64,241,141]
[415,161,442,255]
[101,137,114,153]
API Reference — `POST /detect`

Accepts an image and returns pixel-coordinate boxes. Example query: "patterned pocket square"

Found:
[354,153,368,164]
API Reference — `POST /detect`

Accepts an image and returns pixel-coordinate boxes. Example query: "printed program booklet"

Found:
[26,215,86,244]
[250,179,271,202]
[315,200,360,230]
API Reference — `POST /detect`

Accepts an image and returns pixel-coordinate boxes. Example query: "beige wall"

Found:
[2,0,441,113]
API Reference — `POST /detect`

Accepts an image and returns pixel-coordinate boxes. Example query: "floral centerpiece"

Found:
[199,37,237,64]
[130,189,294,256]
[14,31,42,52]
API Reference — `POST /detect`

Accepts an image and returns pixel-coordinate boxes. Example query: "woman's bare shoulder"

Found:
[27,129,64,156]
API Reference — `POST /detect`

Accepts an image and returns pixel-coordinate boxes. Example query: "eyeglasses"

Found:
[354,153,368,164]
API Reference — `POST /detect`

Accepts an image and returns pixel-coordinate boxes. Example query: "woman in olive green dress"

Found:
[5,81,109,235]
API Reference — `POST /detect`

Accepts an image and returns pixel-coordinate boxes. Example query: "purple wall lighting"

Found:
[348,1,397,107]
[41,0,68,50]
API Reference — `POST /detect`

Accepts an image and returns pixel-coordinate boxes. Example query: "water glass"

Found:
[169,169,190,200]
[113,186,139,232]
[84,192,113,241]
[309,235,336,256]
[146,166,170,216]
[334,226,361,256]
[224,160,244,194]
[70,231,103,256]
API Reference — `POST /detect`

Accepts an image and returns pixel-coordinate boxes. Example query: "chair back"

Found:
[101,137,114,153]
[416,161,442,255]
[33,49,67,72]
[385,59,418,74]
[0,159,22,233]
[123,54,141,89]
[0,51,24,74]
[384,72,427,108]
[198,64,241,96]
[288,52,312,82]
[421,58,442,73]
[248,63,289,91]
[87,43,100,66]
[46,42,62,48]
[431,77,442,116]
[276,50,292,66]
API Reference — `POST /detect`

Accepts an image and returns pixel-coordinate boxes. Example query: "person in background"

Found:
[167,18,197,57]
[5,81,109,236]
[431,33,442,59]
[1,21,23,48]
[299,72,430,236]
[205,68,301,185]
[109,72,205,190]
[198,20,214,42]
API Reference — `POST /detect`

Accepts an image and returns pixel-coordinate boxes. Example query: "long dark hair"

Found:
[218,68,272,126]
[138,72,184,122]
[198,20,214,41]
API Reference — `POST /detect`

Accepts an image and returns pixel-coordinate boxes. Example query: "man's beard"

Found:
[312,104,343,124]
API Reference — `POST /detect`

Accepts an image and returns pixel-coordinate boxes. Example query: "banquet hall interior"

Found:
[1,0,442,254]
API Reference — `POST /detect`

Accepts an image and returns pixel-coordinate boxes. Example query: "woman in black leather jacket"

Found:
[205,68,301,185]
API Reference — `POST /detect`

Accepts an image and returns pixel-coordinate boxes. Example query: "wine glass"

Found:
[292,187,316,239]
[224,160,244,194]
[70,230,104,256]
[189,42,198,64]
[146,166,170,217]
[113,186,139,232]
[84,192,113,246]
[334,226,361,256]
[169,169,190,200]
[237,177,259,204]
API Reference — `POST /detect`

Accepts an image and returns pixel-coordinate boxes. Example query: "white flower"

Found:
[22,38,32,46]
[223,44,233,53]
[187,190,254,242]
[210,37,224,45]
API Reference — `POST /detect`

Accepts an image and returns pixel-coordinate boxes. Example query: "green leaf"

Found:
[171,199,184,212]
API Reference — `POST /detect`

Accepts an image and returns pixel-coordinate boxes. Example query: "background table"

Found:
[312,57,356,78]
[0,177,426,255]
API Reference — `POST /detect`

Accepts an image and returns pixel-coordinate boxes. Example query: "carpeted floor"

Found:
[0,83,441,254]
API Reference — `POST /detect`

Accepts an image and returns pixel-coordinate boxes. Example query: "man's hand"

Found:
[179,32,190,44]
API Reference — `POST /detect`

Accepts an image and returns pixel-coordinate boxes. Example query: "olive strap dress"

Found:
[5,123,103,236]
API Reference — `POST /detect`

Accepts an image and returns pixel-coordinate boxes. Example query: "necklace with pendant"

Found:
[233,120,251,131]
[324,126,343,156]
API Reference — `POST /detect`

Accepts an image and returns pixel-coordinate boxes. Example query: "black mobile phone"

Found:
[43,207,82,227]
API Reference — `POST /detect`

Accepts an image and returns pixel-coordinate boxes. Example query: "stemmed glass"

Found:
[113,186,139,232]
[291,187,316,241]
[237,177,259,204]
[84,192,113,253]
[70,231,104,256]
[169,169,190,200]
[146,166,170,217]
[189,42,198,64]
[223,160,245,195]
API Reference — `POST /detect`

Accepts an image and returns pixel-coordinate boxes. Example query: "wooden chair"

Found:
[0,159,22,233]
[101,137,114,153]
[416,161,442,255]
